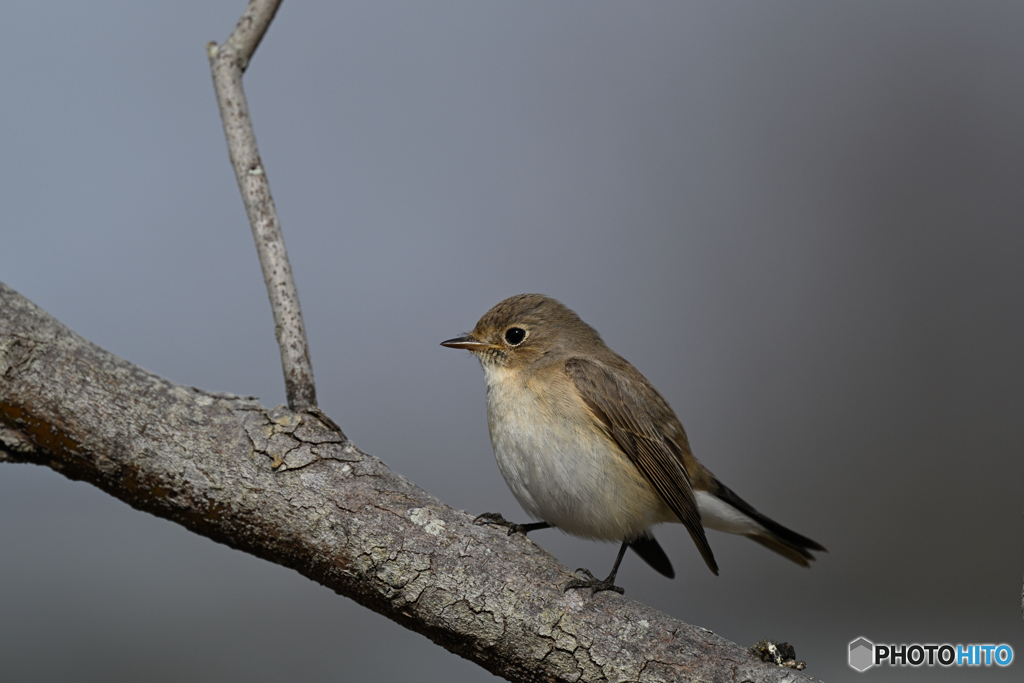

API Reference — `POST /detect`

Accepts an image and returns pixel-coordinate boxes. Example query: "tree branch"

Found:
[0,281,820,682]
[6,3,823,680]
[221,0,281,71]
[207,0,316,412]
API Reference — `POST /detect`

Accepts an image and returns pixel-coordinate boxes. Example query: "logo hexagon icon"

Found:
[849,637,874,672]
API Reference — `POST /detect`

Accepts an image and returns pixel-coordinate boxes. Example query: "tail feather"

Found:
[746,532,817,567]
[702,479,826,567]
[628,534,675,578]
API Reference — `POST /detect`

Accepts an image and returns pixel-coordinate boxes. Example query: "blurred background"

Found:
[2,2,1022,681]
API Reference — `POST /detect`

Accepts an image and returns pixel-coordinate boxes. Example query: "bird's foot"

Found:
[473,512,526,535]
[473,512,549,536]
[564,568,625,595]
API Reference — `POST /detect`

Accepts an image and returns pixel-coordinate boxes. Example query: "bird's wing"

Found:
[565,357,719,575]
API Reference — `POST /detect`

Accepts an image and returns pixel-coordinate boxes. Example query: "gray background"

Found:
[2,2,1022,681]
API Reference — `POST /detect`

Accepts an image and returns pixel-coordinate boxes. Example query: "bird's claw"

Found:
[564,568,625,595]
[473,512,526,536]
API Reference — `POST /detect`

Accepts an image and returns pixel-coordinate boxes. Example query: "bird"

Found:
[441,293,825,594]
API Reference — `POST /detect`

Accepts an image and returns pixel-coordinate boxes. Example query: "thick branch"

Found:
[207,0,316,411]
[0,282,820,682]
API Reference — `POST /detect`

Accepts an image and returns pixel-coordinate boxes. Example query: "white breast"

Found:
[481,364,670,541]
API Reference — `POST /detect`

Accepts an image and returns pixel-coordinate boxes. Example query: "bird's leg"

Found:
[564,541,628,595]
[473,512,552,536]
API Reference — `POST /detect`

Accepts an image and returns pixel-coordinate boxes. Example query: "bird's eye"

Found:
[504,327,527,346]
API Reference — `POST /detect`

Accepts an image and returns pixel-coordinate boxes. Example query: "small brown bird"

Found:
[442,294,825,593]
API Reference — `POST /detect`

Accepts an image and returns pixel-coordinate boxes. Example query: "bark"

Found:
[0,281,820,683]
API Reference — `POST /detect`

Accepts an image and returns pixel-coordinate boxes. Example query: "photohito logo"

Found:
[849,636,1013,672]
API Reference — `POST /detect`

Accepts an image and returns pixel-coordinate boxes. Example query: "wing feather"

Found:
[566,357,719,575]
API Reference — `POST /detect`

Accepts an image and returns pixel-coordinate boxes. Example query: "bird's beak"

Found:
[440,334,496,351]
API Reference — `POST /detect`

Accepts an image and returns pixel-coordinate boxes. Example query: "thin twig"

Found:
[223,0,282,72]
[207,0,317,412]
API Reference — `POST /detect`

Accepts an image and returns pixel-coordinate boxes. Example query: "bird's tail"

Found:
[628,534,675,578]
[697,480,826,567]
